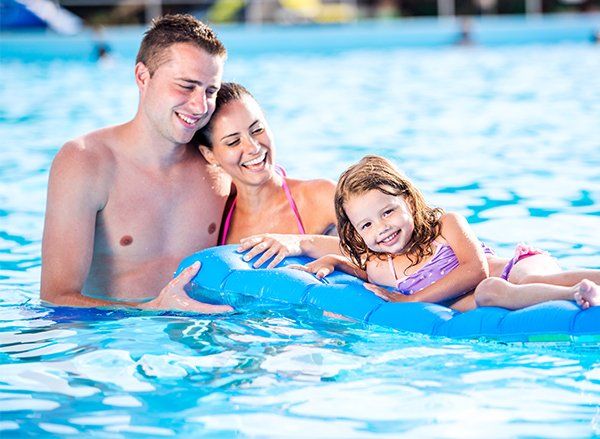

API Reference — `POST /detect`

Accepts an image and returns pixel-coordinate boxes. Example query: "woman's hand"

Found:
[238,234,302,269]
[363,282,413,303]
[289,255,338,279]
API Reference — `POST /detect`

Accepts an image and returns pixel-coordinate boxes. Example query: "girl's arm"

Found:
[291,254,368,280]
[395,212,489,303]
[367,213,488,304]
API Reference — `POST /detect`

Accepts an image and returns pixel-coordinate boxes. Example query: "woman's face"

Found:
[202,96,275,187]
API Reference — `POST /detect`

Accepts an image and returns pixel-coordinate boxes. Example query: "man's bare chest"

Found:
[93,172,225,257]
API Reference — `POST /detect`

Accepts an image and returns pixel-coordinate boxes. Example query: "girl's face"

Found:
[201,96,275,186]
[344,189,415,255]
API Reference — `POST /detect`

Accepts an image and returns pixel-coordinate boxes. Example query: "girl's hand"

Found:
[238,234,302,269]
[289,255,338,279]
[363,282,413,303]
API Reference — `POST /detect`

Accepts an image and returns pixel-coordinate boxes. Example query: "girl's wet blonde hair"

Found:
[335,155,444,271]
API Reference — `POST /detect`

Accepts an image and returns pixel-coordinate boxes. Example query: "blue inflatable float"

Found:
[177,245,600,343]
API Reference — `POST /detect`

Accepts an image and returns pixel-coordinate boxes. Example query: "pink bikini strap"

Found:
[281,177,306,235]
[219,165,305,245]
[219,196,237,246]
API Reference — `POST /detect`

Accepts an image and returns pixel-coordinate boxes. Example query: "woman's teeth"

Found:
[243,152,266,167]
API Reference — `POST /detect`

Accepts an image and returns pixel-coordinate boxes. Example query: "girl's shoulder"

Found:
[439,211,467,224]
[438,212,470,234]
[365,253,398,288]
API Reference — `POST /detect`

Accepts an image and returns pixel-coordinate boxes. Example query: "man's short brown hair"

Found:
[136,14,226,75]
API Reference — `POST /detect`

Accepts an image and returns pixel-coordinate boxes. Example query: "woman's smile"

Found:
[241,150,268,171]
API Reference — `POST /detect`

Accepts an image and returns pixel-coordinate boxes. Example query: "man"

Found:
[41,15,232,313]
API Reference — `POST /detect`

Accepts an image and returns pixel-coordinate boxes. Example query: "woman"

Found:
[194,83,340,268]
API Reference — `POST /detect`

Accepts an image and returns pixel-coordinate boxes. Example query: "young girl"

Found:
[297,155,600,311]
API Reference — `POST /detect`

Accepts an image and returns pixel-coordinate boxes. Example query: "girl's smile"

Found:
[344,188,415,254]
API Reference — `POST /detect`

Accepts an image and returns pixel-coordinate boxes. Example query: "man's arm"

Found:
[41,141,112,307]
[40,141,231,313]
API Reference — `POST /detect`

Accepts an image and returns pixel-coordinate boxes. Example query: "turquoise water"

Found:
[1,20,600,436]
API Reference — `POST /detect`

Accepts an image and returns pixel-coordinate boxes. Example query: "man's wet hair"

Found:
[136,14,226,75]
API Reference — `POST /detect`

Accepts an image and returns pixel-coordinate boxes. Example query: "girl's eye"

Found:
[361,222,371,230]
[179,85,193,91]
[226,139,240,147]
[383,209,394,217]
[252,126,265,135]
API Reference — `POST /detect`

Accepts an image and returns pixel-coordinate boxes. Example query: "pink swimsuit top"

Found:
[387,242,495,295]
[219,166,306,246]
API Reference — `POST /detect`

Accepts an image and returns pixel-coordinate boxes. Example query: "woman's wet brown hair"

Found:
[335,155,444,271]
[193,82,254,149]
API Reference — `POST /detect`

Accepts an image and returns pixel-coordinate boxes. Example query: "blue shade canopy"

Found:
[0,0,82,34]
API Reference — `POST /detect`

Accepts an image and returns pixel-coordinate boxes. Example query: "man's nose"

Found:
[190,90,208,115]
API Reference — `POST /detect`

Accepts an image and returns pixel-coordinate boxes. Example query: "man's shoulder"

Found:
[54,127,119,173]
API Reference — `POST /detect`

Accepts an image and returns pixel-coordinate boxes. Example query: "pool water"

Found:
[1,22,600,436]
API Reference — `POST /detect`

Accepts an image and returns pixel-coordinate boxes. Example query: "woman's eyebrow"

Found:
[220,120,261,141]
[220,132,240,141]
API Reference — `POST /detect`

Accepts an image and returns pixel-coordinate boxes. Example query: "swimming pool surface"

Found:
[1,17,600,437]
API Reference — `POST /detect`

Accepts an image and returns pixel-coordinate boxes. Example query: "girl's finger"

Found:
[286,264,305,271]
[316,267,332,279]
[363,283,389,301]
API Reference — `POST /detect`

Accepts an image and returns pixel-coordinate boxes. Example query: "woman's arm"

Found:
[237,177,340,268]
[237,234,341,268]
[376,213,488,304]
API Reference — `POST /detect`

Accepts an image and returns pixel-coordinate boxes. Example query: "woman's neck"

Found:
[233,174,285,215]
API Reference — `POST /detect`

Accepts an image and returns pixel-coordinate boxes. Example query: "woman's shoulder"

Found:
[286,177,335,203]
[286,177,336,192]
[285,177,336,233]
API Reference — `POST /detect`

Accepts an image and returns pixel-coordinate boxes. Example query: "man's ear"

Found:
[199,145,218,166]
[134,62,150,90]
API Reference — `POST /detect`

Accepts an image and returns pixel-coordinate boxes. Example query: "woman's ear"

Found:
[199,145,219,166]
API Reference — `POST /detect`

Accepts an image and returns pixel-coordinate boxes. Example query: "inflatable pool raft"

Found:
[177,245,600,343]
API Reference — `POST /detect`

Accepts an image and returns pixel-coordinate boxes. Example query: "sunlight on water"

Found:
[0,31,599,437]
